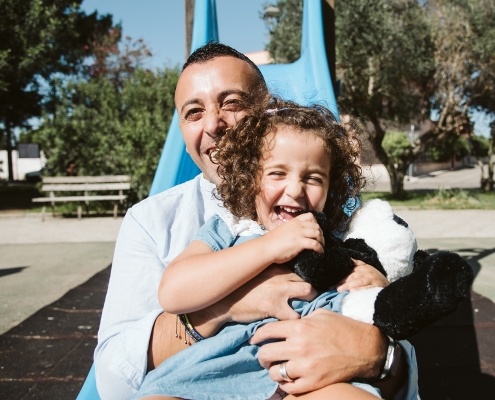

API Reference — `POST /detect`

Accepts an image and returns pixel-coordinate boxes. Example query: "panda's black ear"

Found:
[413,249,430,272]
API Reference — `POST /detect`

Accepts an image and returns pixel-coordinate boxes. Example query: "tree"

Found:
[264,0,495,197]
[25,40,179,203]
[336,0,435,198]
[461,0,495,191]
[264,0,303,64]
[0,0,113,180]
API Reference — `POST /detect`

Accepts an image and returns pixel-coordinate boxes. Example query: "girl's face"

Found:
[255,125,331,231]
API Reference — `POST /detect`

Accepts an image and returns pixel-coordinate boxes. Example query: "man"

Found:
[95,43,418,400]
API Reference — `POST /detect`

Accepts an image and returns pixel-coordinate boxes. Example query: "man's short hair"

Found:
[183,42,267,89]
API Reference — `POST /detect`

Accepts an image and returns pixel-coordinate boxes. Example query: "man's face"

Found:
[175,56,261,185]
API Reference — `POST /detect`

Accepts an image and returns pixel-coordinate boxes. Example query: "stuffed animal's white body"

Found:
[340,199,417,324]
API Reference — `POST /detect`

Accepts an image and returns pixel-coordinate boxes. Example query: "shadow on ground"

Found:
[409,245,495,399]
[0,266,110,399]
[1,259,495,399]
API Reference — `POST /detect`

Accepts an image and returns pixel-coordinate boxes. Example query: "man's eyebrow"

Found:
[219,89,250,99]
[180,98,204,114]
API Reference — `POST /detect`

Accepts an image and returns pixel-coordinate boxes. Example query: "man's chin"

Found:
[202,170,222,186]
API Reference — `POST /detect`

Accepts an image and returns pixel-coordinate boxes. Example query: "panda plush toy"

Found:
[288,199,474,340]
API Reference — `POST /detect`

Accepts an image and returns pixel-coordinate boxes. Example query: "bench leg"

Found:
[42,206,45,222]
[77,205,82,220]
[113,203,118,218]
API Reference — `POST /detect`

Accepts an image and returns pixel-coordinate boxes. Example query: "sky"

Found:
[80,0,269,69]
[79,0,493,137]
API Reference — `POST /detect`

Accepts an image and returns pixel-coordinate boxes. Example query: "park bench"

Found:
[32,175,131,220]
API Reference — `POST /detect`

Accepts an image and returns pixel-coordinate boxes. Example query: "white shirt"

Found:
[95,174,224,399]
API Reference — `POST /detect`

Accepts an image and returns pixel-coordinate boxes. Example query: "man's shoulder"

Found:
[134,175,202,211]
[124,175,202,230]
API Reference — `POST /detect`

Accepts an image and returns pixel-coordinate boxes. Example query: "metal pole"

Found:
[408,124,415,178]
[185,0,195,59]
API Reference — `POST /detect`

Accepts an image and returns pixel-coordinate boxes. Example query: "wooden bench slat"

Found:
[32,195,127,203]
[41,183,131,191]
[42,176,130,184]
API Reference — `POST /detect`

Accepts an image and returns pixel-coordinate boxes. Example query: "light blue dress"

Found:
[133,214,383,399]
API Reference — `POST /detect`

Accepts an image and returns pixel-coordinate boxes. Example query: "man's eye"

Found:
[184,109,203,121]
[223,100,243,112]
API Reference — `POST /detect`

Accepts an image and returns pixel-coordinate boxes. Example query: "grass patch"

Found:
[362,188,495,209]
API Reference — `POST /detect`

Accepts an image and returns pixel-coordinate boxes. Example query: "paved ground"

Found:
[362,164,483,192]
[0,215,122,336]
[0,169,494,399]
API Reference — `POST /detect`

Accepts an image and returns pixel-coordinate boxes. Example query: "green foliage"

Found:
[362,189,495,210]
[27,67,179,203]
[0,0,113,142]
[470,135,490,158]
[264,0,303,63]
[382,131,411,163]
[336,0,435,124]
[424,188,484,208]
[429,135,470,162]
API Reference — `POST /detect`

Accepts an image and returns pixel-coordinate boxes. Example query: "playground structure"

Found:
[77,0,338,398]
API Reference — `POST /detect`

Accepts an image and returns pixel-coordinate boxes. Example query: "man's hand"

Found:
[249,308,388,394]
[189,265,317,337]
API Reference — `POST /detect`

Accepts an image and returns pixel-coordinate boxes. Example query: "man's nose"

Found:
[203,109,228,138]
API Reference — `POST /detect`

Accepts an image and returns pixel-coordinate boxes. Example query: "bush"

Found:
[26,67,179,204]
[382,130,410,163]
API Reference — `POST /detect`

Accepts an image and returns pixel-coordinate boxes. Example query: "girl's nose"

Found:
[285,179,305,199]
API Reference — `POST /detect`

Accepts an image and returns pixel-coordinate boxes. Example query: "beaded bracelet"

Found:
[178,313,205,343]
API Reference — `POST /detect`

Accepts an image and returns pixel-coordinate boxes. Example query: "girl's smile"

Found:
[255,125,331,231]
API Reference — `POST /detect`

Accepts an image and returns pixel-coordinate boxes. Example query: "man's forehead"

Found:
[175,57,257,105]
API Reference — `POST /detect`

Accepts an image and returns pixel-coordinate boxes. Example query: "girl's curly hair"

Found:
[214,97,364,232]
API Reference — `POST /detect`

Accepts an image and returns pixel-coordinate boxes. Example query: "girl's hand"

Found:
[263,213,324,265]
[335,259,389,292]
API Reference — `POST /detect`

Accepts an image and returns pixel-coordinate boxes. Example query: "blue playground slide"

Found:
[77,0,336,398]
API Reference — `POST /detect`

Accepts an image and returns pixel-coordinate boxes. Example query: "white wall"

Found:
[0,150,45,180]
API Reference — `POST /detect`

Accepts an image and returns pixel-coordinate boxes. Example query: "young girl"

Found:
[136,99,389,400]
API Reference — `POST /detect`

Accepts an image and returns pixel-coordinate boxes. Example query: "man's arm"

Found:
[250,308,410,399]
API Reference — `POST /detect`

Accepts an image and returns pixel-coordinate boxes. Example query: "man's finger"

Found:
[287,281,317,302]
[250,320,294,345]
[269,360,299,383]
[257,340,296,369]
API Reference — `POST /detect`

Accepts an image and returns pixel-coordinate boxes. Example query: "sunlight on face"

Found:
[255,125,331,231]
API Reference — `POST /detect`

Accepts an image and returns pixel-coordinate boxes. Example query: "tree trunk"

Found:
[367,116,408,199]
[385,164,406,198]
[481,130,495,192]
[6,118,14,181]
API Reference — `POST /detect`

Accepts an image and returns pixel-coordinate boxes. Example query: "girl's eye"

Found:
[307,176,323,184]
[184,109,203,121]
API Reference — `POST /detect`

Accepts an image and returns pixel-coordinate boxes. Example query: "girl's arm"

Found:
[336,259,390,292]
[159,213,324,314]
